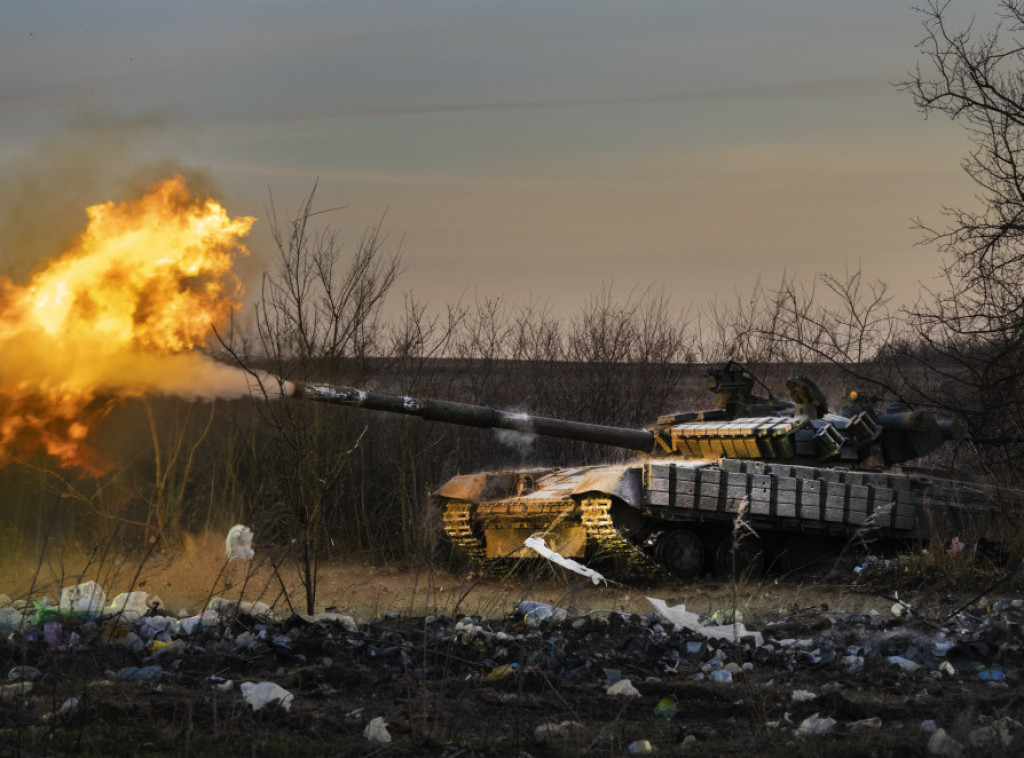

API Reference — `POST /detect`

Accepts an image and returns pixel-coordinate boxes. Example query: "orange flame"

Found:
[0,176,255,471]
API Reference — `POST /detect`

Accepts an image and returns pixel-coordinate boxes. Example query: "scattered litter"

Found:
[606,678,640,697]
[487,664,518,681]
[0,607,24,631]
[791,689,816,702]
[888,655,922,672]
[654,696,678,718]
[647,597,764,647]
[627,739,654,754]
[534,720,583,743]
[518,600,568,626]
[106,591,151,623]
[225,524,255,561]
[968,716,1020,748]
[795,712,837,737]
[363,716,391,745]
[891,592,912,618]
[523,536,607,585]
[240,681,293,712]
[927,727,965,757]
[60,581,107,615]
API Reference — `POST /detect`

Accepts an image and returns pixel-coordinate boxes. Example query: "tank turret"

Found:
[291,360,959,467]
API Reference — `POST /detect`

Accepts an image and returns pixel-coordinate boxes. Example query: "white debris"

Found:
[795,712,837,737]
[524,536,607,585]
[891,591,912,618]
[888,655,922,672]
[606,679,640,697]
[239,600,273,619]
[518,600,568,626]
[791,689,816,702]
[927,727,965,757]
[106,591,150,623]
[306,613,359,631]
[240,681,293,712]
[0,607,24,631]
[647,597,764,647]
[363,716,392,745]
[534,721,584,743]
[225,524,255,561]
[59,581,107,615]
[969,717,1020,748]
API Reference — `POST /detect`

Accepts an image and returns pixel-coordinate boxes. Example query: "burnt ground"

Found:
[2,558,1024,757]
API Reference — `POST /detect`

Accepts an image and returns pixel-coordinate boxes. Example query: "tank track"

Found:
[441,500,488,565]
[579,497,671,581]
[442,496,671,581]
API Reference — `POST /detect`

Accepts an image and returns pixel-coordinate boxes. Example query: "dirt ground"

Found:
[1,536,1023,757]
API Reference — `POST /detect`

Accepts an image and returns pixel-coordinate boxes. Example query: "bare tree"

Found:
[223,184,402,614]
[899,0,1024,471]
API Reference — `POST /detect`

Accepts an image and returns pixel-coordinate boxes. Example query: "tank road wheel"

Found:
[714,533,765,580]
[655,530,705,581]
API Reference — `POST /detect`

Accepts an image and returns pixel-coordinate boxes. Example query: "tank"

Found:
[291,362,1019,580]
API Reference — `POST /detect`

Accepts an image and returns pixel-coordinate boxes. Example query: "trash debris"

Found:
[225,524,255,561]
[795,712,837,737]
[60,581,107,615]
[523,535,607,585]
[363,716,391,745]
[654,696,678,718]
[927,727,965,757]
[606,678,640,697]
[534,720,584,743]
[977,667,1005,682]
[0,573,1021,754]
[0,607,24,631]
[487,664,518,681]
[240,681,293,712]
[106,591,151,623]
[888,655,922,672]
[647,597,763,647]
[968,716,1020,748]
[627,739,654,754]
[518,600,568,626]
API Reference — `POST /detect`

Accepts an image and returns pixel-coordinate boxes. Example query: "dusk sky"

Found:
[0,1,994,321]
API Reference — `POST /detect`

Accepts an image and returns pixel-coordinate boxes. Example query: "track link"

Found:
[580,497,671,581]
[441,500,488,565]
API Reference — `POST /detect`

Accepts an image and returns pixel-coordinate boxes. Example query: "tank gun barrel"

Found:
[291,382,657,453]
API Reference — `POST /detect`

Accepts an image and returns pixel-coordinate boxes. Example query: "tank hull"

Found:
[436,457,1019,580]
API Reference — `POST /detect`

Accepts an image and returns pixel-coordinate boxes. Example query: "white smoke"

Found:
[494,410,536,457]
